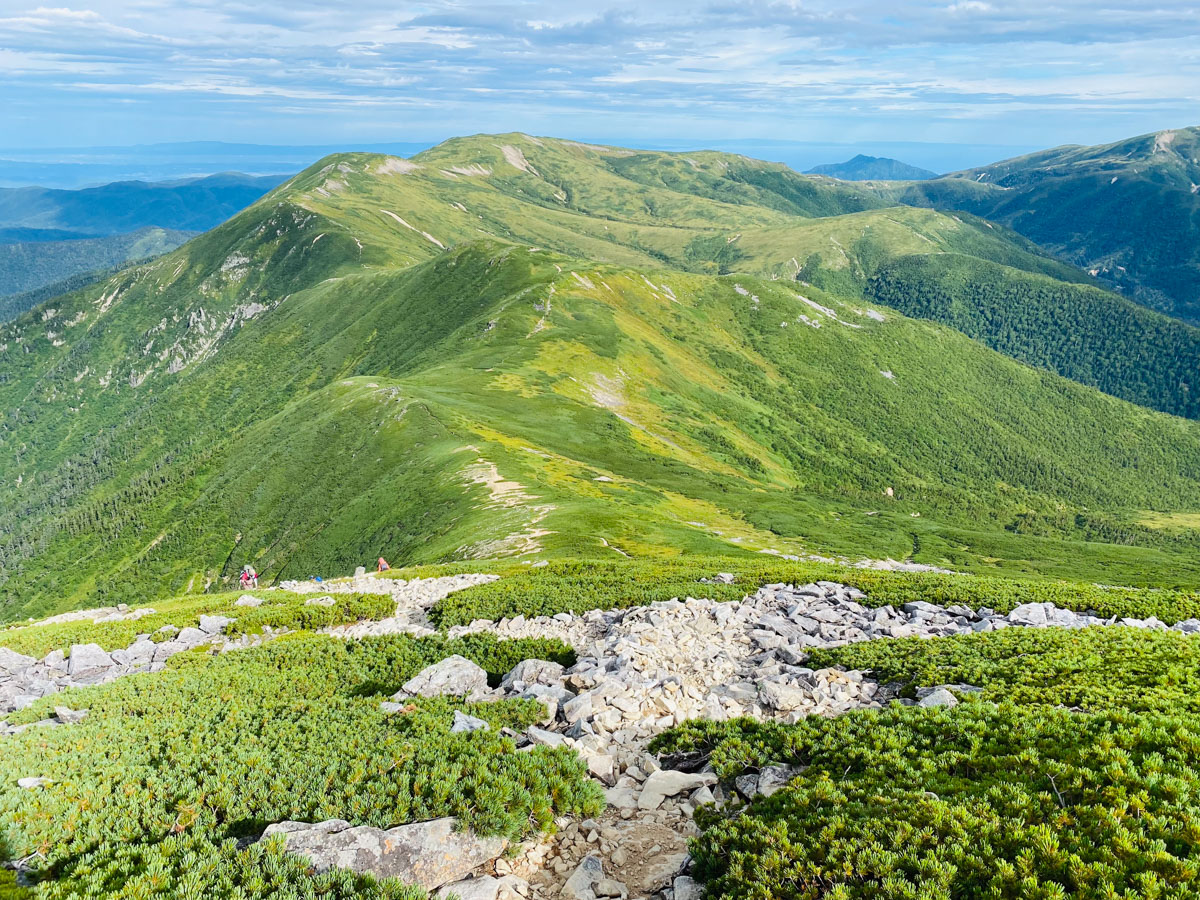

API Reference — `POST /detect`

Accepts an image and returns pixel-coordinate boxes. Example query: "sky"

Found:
[1,0,1198,155]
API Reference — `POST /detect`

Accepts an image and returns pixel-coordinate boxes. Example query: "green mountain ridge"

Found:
[889,126,1200,322]
[4,134,1200,620]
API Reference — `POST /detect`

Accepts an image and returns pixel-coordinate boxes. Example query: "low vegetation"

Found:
[1,633,598,899]
[654,704,1200,900]
[428,557,1200,628]
[0,590,394,659]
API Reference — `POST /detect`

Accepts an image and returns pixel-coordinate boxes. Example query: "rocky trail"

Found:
[5,569,1197,900]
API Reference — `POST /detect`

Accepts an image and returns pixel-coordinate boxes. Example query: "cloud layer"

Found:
[2,1,1197,148]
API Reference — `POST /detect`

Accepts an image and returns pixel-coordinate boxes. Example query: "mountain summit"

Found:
[806,154,938,181]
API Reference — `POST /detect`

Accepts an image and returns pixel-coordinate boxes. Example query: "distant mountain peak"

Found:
[805,154,938,181]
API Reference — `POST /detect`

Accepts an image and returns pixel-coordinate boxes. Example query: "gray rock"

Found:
[757,764,803,797]
[53,706,88,724]
[175,627,211,647]
[436,875,501,900]
[451,711,490,733]
[595,879,627,899]
[305,596,337,608]
[17,776,51,789]
[66,643,113,676]
[396,656,490,701]
[562,854,605,900]
[526,726,567,748]
[734,774,759,799]
[918,688,958,709]
[0,647,36,676]
[638,770,717,810]
[500,659,565,691]
[198,614,233,635]
[758,680,810,712]
[1008,603,1048,627]
[263,816,506,890]
[235,595,265,607]
[673,876,703,900]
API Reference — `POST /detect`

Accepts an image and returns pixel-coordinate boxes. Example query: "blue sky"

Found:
[1,0,1198,151]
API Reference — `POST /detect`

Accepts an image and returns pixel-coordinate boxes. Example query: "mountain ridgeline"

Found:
[888,127,1200,323]
[4,134,1200,621]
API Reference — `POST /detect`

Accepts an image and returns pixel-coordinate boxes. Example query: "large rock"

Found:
[262,817,506,890]
[198,615,233,634]
[66,643,114,676]
[396,656,490,701]
[638,769,716,810]
[0,647,36,676]
[500,659,565,691]
[235,594,264,607]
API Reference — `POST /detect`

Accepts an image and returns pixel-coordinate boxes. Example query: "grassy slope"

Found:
[5,140,1200,618]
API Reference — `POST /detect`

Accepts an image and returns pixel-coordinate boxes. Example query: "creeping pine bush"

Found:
[653,705,1200,900]
[809,626,1200,715]
[429,557,1200,628]
[0,591,395,659]
[0,633,600,899]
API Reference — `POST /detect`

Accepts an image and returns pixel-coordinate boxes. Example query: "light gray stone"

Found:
[451,711,490,733]
[235,595,264,607]
[397,656,490,701]
[0,647,36,675]
[638,770,717,810]
[918,688,958,709]
[263,817,506,890]
[198,615,233,635]
[561,854,605,900]
[66,643,113,676]
[436,875,501,900]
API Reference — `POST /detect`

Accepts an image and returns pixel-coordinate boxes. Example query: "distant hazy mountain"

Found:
[0,172,284,309]
[806,154,938,181]
[0,172,288,234]
[889,126,1200,322]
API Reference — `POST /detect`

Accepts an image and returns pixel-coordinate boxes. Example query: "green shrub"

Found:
[809,626,1200,714]
[654,705,1200,899]
[0,633,600,898]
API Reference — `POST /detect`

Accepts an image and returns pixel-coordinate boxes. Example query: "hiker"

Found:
[377,557,390,572]
[239,570,251,588]
[247,566,259,589]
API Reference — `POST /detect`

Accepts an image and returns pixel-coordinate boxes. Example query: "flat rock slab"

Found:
[262,816,506,890]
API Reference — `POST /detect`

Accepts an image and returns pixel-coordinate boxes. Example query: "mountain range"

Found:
[4,133,1200,621]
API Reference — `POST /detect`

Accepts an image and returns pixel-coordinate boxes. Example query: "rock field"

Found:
[6,569,1196,899]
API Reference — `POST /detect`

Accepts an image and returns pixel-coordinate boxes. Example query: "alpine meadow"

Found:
[5,4,1200,899]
